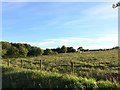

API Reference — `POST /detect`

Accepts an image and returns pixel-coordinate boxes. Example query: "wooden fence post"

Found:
[8,59,10,67]
[21,60,23,68]
[40,60,42,70]
[71,61,74,73]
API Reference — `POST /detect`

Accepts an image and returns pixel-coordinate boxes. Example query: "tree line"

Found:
[1,41,77,58]
[1,41,119,58]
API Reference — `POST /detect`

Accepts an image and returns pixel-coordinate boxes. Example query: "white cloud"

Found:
[64,3,118,26]
[29,41,55,46]
[83,3,117,16]
[27,33,117,49]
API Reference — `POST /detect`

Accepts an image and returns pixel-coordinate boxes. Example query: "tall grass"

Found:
[2,65,120,89]
[2,50,119,89]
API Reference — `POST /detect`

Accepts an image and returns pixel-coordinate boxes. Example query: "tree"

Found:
[6,46,19,58]
[19,46,28,57]
[24,44,31,51]
[56,47,61,53]
[67,47,76,53]
[43,49,53,55]
[35,48,43,56]
[112,46,119,50]
[61,45,67,53]
[28,47,43,56]
[2,49,7,57]
[2,42,12,49]
[84,49,89,52]
[0,44,2,56]
[77,47,84,52]
[51,49,58,54]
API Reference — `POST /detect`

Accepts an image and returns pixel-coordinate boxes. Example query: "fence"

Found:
[7,59,76,73]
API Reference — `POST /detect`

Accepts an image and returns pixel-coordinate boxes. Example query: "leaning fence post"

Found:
[8,59,10,67]
[21,60,23,68]
[40,60,42,70]
[71,61,74,73]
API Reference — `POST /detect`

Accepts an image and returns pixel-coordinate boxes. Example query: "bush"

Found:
[2,65,120,89]
[97,80,120,90]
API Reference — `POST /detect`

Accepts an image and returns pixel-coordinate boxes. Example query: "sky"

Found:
[2,2,118,49]
[1,0,119,2]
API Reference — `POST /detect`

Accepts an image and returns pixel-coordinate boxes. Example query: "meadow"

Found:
[1,49,120,89]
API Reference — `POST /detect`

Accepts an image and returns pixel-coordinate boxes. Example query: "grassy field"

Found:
[1,49,120,89]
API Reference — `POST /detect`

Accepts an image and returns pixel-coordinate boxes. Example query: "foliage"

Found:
[2,65,120,89]
[18,46,28,57]
[1,42,44,58]
[6,46,19,58]
[28,47,43,56]
[77,47,84,52]
[1,48,119,89]
[43,49,53,55]
[67,47,76,53]
[61,45,67,53]
[2,41,118,58]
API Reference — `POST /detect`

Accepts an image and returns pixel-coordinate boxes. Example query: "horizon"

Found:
[2,2,118,49]
[1,41,118,50]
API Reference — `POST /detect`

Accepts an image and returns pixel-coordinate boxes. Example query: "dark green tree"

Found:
[1,42,12,57]
[0,44,2,56]
[24,44,31,51]
[61,45,67,53]
[43,49,53,55]
[2,49,7,57]
[2,42,12,49]
[12,43,25,49]
[51,49,58,54]
[77,47,84,52]
[28,47,43,56]
[6,46,19,58]
[19,46,28,57]
[67,47,76,53]
[56,47,61,53]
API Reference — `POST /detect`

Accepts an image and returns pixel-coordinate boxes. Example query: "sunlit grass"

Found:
[2,49,119,88]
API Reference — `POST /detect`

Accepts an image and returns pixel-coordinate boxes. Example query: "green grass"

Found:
[2,50,120,89]
[2,65,120,89]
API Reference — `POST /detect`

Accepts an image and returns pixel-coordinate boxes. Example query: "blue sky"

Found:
[2,2,118,49]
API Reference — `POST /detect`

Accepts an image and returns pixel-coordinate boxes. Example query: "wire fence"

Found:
[7,59,76,73]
